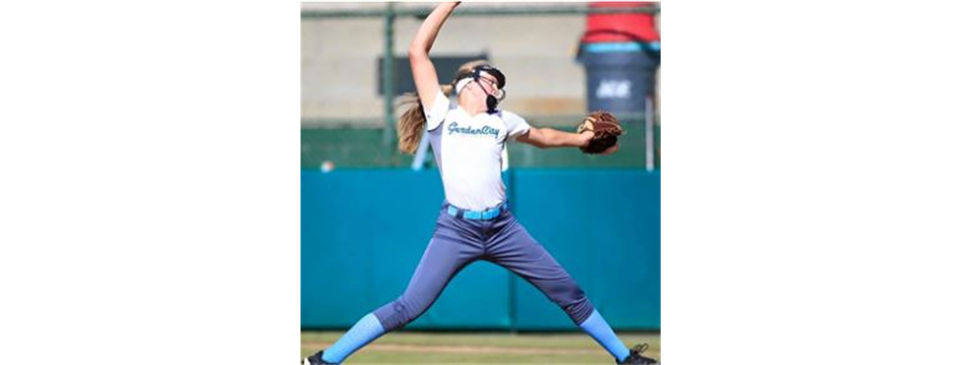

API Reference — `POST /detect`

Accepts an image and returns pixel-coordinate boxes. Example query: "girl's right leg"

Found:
[372,232,481,331]
[311,213,483,364]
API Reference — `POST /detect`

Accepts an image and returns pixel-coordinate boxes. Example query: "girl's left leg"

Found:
[485,214,632,363]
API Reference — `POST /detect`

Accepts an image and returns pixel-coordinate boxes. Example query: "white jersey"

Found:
[423,89,531,211]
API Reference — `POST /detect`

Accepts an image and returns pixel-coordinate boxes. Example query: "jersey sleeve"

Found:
[423,88,451,131]
[501,110,531,141]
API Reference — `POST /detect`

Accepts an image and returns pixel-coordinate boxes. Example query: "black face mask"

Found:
[470,66,506,113]
[484,92,499,113]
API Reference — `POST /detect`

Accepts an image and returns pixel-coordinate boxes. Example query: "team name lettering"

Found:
[447,122,499,137]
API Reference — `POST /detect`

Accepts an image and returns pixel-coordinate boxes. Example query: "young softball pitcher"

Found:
[304,2,656,364]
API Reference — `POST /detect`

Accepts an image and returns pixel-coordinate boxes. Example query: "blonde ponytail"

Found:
[397,84,454,154]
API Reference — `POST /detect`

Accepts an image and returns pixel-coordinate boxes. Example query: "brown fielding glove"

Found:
[577,110,623,154]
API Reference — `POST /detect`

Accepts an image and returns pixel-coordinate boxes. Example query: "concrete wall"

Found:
[303,2,591,127]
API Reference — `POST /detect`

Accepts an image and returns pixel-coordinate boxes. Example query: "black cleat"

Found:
[617,345,660,365]
[301,351,336,365]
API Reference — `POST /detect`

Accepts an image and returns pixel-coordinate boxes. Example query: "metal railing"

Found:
[301,5,660,19]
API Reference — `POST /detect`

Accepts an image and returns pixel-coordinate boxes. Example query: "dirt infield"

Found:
[300,333,661,365]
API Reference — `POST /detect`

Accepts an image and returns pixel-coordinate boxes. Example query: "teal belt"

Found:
[445,202,508,220]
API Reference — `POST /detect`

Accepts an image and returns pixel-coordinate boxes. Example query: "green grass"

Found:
[301,331,660,364]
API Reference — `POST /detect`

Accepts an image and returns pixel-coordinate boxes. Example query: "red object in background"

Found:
[581,2,659,44]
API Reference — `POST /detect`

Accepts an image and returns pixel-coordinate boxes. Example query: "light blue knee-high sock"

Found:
[579,309,631,362]
[321,313,385,364]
